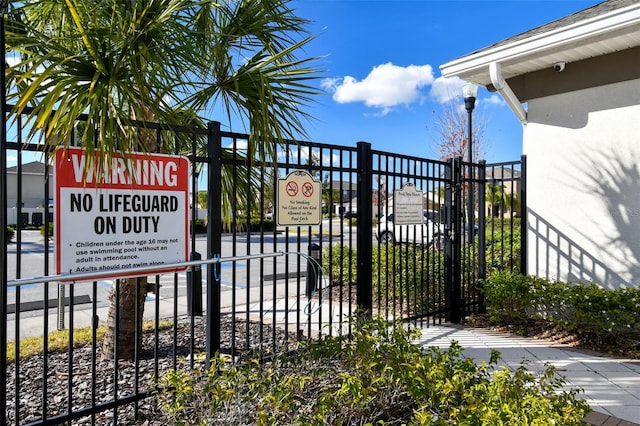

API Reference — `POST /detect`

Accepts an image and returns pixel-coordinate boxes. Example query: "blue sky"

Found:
[291,0,597,163]
[7,1,599,168]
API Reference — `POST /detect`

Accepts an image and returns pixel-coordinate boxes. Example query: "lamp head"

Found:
[462,82,479,112]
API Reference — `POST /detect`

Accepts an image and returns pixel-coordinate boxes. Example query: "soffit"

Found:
[440,0,640,86]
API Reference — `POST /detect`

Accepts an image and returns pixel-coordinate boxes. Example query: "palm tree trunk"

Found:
[101,101,155,361]
[101,278,147,360]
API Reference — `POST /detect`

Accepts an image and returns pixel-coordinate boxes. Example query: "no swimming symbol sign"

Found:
[276,170,322,227]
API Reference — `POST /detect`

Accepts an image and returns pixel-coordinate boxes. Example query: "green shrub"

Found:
[485,217,521,272]
[322,244,446,316]
[6,226,15,241]
[322,244,357,287]
[484,271,640,343]
[40,223,53,238]
[153,316,589,425]
[227,216,275,232]
[483,270,540,323]
[373,244,445,315]
[551,283,640,341]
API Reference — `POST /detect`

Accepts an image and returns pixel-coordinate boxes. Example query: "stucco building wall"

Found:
[524,79,640,288]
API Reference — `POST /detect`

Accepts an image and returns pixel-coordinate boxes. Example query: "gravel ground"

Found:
[5,315,298,425]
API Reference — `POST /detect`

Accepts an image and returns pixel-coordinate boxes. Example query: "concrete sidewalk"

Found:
[416,324,640,425]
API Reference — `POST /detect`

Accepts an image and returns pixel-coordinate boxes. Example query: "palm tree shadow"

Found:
[566,147,640,285]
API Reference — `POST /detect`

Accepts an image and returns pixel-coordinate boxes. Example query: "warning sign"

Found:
[393,183,424,225]
[277,171,322,226]
[54,147,189,279]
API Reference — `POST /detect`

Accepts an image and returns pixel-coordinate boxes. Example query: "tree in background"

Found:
[429,98,488,161]
[429,97,489,221]
[7,0,321,359]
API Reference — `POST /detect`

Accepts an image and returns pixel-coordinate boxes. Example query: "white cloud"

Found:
[430,76,464,104]
[322,62,434,115]
[225,139,248,150]
[485,94,506,106]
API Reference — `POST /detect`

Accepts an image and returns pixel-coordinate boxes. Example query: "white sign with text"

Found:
[55,147,189,279]
[392,183,424,225]
[276,170,322,226]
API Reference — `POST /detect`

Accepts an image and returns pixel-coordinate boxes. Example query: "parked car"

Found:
[377,209,478,248]
[377,210,443,246]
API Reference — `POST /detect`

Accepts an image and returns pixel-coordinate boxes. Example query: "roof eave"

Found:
[440,2,640,85]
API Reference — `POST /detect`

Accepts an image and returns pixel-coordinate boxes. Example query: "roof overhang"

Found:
[439,1,640,124]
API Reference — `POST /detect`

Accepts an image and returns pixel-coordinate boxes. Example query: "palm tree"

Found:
[486,183,520,218]
[7,0,321,359]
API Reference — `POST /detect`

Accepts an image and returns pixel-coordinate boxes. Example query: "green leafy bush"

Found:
[548,283,640,342]
[374,244,445,315]
[322,244,357,287]
[485,217,521,272]
[484,271,640,343]
[153,316,589,425]
[322,244,446,315]
[6,226,15,241]
[482,270,541,324]
[222,216,275,233]
[40,223,53,238]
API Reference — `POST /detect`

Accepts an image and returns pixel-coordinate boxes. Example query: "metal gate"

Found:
[1,109,525,424]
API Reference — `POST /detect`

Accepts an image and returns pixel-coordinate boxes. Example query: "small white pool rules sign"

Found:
[393,183,424,225]
[277,171,322,226]
[55,147,189,279]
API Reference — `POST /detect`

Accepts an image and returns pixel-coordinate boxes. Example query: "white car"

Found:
[377,210,444,247]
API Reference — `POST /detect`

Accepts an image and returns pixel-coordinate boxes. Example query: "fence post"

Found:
[445,157,463,323]
[206,121,222,366]
[452,157,463,323]
[477,160,486,313]
[356,141,373,315]
[444,160,453,321]
[520,155,527,275]
[0,3,7,420]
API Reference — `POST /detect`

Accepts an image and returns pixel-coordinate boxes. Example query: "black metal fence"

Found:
[1,110,525,424]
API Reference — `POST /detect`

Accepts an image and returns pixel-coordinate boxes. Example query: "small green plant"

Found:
[373,244,445,315]
[6,226,15,241]
[482,270,539,324]
[485,217,521,272]
[153,315,589,425]
[322,244,446,316]
[225,216,275,233]
[322,244,358,286]
[40,222,53,238]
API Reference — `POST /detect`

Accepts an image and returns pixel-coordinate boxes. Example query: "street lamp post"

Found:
[463,82,478,243]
